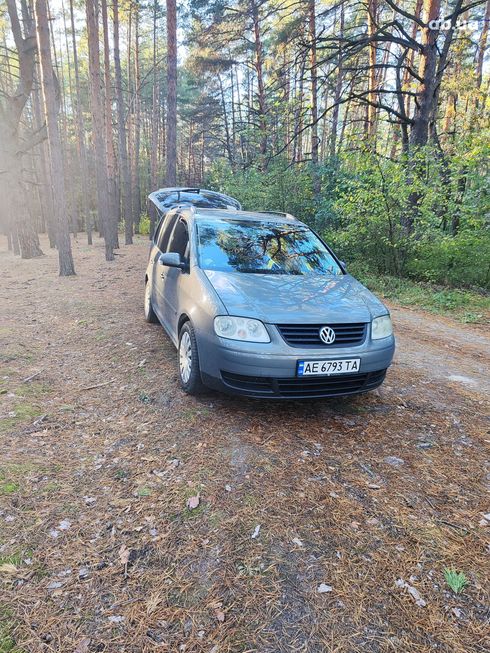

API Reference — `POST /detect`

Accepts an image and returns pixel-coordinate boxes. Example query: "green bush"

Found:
[407,233,490,288]
[138,213,151,236]
[207,143,490,290]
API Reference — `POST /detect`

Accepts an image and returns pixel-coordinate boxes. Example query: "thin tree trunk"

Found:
[86,0,113,260]
[133,1,142,230]
[69,0,91,244]
[165,0,177,185]
[308,0,320,193]
[34,0,75,275]
[366,0,378,140]
[330,4,344,157]
[250,0,267,167]
[113,0,132,244]
[101,0,119,248]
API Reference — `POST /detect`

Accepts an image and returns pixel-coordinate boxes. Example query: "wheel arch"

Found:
[178,313,190,335]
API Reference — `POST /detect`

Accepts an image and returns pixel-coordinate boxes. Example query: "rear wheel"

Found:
[144,280,158,323]
[178,322,205,395]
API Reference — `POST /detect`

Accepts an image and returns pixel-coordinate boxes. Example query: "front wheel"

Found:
[144,280,158,323]
[178,322,205,395]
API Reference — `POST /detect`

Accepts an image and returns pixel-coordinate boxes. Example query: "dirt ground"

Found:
[1,235,489,653]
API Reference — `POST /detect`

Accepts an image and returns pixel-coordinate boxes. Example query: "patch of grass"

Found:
[0,607,24,653]
[0,401,41,435]
[0,482,19,496]
[14,383,49,399]
[444,568,468,594]
[136,486,152,497]
[354,270,489,323]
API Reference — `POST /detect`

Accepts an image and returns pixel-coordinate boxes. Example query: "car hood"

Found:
[204,271,387,323]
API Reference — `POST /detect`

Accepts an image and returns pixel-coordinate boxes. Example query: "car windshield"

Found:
[157,191,240,210]
[196,219,343,275]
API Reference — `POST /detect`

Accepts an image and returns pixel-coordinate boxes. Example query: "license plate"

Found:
[297,358,361,376]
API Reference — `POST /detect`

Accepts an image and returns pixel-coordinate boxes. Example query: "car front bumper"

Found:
[197,329,395,399]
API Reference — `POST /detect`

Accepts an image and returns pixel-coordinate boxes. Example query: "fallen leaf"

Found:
[186,494,200,510]
[119,544,130,566]
[0,563,18,575]
[251,524,261,539]
[317,583,333,593]
[74,638,91,653]
[292,537,304,547]
[215,609,225,623]
[395,578,426,607]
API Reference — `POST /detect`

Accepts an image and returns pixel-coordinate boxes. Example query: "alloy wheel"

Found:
[179,331,192,384]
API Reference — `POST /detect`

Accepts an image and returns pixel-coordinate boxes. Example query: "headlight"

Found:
[371,315,393,340]
[214,316,270,343]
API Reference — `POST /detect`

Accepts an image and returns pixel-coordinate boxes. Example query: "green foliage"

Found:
[209,141,490,292]
[353,269,489,322]
[444,568,468,594]
[138,214,151,236]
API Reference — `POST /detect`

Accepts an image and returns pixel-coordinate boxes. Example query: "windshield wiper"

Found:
[239,268,284,274]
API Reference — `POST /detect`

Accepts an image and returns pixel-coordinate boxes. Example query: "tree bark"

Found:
[250,0,267,167]
[86,0,113,260]
[166,0,177,185]
[101,0,119,249]
[34,0,75,275]
[113,0,133,244]
[410,0,441,147]
[308,0,320,193]
[366,0,378,141]
[132,2,142,230]
[69,0,91,244]
[1,0,44,259]
[329,4,344,158]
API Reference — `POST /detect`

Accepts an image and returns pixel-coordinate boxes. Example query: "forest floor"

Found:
[1,235,489,653]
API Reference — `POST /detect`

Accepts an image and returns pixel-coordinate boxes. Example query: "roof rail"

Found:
[255,210,297,221]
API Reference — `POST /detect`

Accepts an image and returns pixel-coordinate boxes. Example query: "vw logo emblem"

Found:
[319,326,336,344]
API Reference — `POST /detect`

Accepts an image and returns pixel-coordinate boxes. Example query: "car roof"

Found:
[181,207,302,225]
[148,187,241,211]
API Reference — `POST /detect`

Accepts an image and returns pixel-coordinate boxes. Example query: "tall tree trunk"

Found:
[149,0,160,236]
[132,2,142,230]
[101,0,119,249]
[166,0,177,185]
[250,0,267,167]
[308,0,320,193]
[410,0,441,147]
[1,0,43,259]
[366,0,378,141]
[69,0,91,244]
[86,0,113,260]
[34,0,75,275]
[329,4,344,157]
[113,0,133,245]
[218,73,233,168]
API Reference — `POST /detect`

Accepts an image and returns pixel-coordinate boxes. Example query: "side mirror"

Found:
[159,252,186,270]
[340,260,347,271]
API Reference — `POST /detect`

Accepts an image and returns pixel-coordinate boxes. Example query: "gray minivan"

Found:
[144,206,395,399]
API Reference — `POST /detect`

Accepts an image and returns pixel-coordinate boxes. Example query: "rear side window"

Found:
[157,213,178,252]
[168,219,189,258]
[156,191,240,210]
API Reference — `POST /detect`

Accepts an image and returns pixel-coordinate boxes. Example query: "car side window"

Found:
[157,212,178,252]
[168,218,189,258]
[153,210,165,244]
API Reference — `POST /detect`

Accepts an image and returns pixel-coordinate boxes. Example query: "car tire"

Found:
[178,322,205,395]
[144,280,159,323]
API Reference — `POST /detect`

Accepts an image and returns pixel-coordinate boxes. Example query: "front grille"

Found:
[221,369,386,398]
[276,322,367,347]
